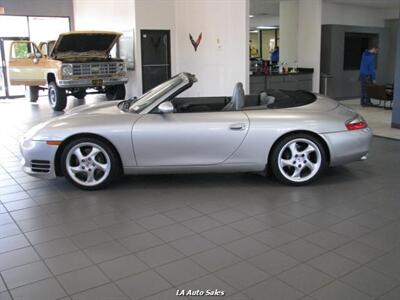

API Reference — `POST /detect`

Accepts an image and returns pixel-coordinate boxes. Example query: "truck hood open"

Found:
[51,31,121,59]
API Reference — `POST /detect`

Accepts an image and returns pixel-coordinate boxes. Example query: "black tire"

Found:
[270,133,328,186]
[48,81,67,111]
[26,86,39,102]
[105,84,126,100]
[60,137,120,190]
[73,89,86,100]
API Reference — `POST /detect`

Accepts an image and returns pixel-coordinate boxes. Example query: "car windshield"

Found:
[129,74,186,113]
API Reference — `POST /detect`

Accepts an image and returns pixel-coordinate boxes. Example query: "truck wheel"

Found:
[26,86,39,102]
[105,84,126,100]
[48,82,67,111]
[73,89,86,100]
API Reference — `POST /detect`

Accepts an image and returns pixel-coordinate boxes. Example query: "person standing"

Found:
[271,46,279,64]
[359,46,379,107]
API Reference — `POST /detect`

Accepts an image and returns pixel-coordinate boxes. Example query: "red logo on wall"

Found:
[189,33,202,51]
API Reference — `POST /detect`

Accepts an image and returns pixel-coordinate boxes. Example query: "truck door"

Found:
[8,41,47,86]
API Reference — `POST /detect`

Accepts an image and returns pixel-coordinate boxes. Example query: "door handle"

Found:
[229,123,246,130]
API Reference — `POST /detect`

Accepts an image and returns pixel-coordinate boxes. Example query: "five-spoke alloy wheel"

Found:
[61,138,119,190]
[270,134,327,185]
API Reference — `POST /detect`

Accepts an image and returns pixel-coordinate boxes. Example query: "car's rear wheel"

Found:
[270,133,327,185]
[61,138,120,190]
[26,86,39,102]
[105,84,126,100]
[48,81,67,111]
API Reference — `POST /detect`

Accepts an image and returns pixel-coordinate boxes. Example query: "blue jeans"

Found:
[360,74,372,105]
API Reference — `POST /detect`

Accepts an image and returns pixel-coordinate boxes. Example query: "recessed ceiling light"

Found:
[249,15,254,18]
[256,26,278,29]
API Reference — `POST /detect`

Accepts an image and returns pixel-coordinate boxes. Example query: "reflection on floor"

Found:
[0,96,399,300]
[340,99,400,140]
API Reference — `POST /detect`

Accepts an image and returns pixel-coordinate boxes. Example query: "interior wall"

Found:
[279,0,298,64]
[134,0,176,96]
[386,19,399,84]
[73,0,249,98]
[174,0,249,96]
[322,2,398,28]
[321,25,390,99]
[297,0,322,93]
[72,0,137,97]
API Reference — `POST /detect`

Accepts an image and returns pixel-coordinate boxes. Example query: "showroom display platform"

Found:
[0,97,400,300]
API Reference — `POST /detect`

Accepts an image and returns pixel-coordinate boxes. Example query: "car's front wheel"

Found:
[48,82,67,111]
[270,133,327,185]
[61,138,120,190]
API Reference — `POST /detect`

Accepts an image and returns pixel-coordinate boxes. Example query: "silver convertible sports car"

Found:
[20,73,372,190]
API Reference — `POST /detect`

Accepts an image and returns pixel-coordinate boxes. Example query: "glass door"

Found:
[0,45,5,97]
[1,38,29,98]
[0,15,70,99]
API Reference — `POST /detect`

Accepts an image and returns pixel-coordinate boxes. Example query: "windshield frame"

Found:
[129,73,195,114]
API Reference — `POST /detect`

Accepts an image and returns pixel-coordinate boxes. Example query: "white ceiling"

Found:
[250,0,400,16]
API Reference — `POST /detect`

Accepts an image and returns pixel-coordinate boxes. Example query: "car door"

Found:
[8,41,47,85]
[132,111,249,166]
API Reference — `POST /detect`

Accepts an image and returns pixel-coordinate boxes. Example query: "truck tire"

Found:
[105,84,126,101]
[48,81,67,111]
[26,86,39,102]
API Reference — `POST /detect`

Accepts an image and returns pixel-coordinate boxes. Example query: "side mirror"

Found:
[158,101,174,114]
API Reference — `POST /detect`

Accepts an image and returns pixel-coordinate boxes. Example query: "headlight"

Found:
[61,64,73,77]
[117,63,126,72]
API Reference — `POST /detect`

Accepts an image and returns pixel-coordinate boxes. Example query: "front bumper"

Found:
[321,127,373,166]
[57,77,128,88]
[20,139,58,179]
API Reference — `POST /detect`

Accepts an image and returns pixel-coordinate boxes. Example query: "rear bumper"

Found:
[20,139,57,179]
[57,77,128,88]
[321,127,373,166]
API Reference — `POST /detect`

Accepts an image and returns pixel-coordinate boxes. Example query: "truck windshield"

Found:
[129,75,185,113]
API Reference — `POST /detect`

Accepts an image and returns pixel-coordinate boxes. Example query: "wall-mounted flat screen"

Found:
[343,32,378,70]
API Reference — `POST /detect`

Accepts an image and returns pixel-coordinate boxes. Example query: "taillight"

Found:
[346,116,368,130]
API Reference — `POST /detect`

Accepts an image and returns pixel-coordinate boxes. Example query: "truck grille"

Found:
[31,160,50,173]
[72,63,118,76]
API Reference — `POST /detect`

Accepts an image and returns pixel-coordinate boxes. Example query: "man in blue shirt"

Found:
[271,47,279,64]
[359,46,379,107]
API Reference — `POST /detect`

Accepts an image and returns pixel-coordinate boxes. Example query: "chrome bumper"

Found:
[20,139,58,179]
[321,127,373,166]
[57,77,128,88]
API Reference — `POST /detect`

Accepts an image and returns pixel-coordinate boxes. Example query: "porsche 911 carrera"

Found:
[20,73,372,189]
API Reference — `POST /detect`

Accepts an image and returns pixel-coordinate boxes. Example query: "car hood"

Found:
[51,31,121,59]
[64,101,122,115]
[25,101,137,142]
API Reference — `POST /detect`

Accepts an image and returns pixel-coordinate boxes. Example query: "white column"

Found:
[279,0,299,64]
[297,0,322,93]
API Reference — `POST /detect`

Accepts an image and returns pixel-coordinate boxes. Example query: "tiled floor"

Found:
[0,96,399,300]
[340,99,400,140]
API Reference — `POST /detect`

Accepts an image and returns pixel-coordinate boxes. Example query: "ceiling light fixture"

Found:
[249,15,254,18]
[256,26,278,30]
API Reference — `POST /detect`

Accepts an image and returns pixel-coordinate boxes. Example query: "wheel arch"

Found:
[47,73,56,84]
[267,130,331,169]
[54,133,124,176]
